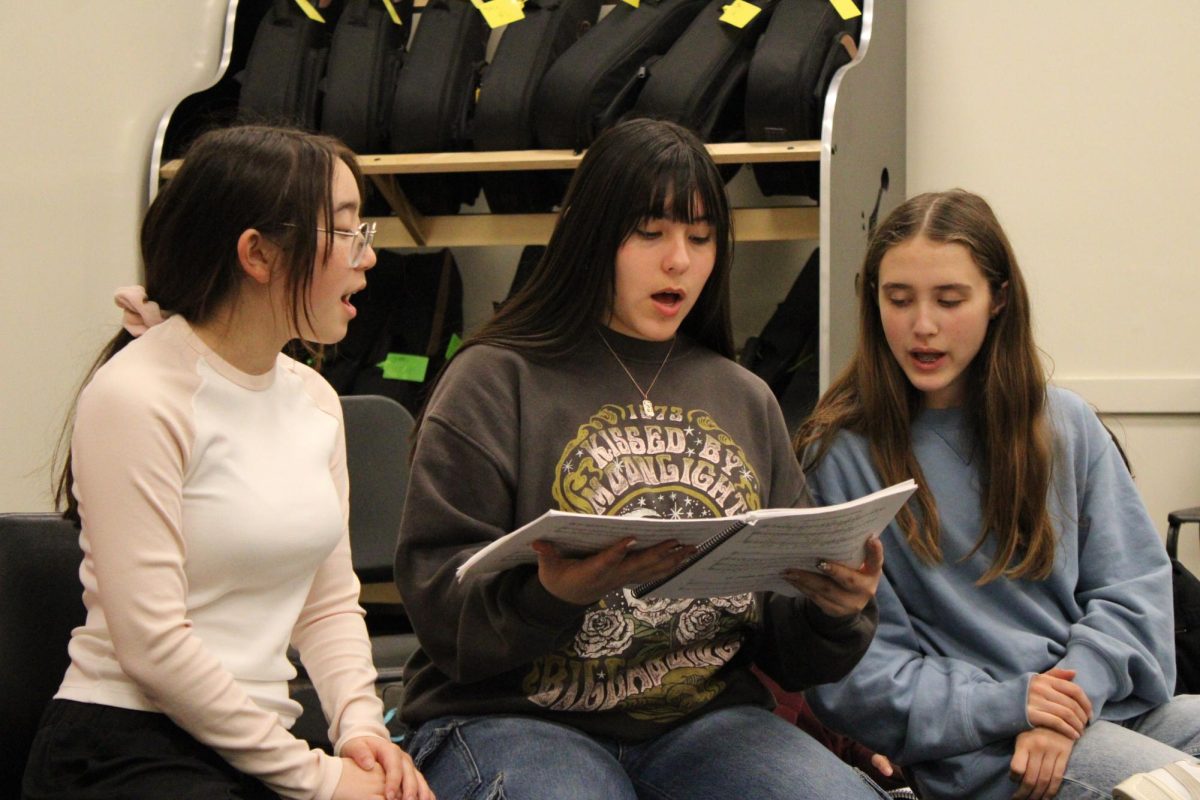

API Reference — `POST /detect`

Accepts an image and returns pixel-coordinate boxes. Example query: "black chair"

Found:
[341,394,421,676]
[290,395,421,749]
[1167,507,1200,560]
[0,512,86,797]
[1165,507,1200,697]
[342,394,412,583]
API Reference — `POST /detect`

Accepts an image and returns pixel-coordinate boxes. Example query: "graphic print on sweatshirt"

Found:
[523,403,762,723]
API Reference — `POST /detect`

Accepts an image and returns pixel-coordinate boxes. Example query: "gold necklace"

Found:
[597,329,675,417]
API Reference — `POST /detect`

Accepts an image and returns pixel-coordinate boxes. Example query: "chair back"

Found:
[340,394,414,584]
[0,513,86,796]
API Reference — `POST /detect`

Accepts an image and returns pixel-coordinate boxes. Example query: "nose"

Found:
[358,242,378,271]
[913,301,937,336]
[662,228,690,274]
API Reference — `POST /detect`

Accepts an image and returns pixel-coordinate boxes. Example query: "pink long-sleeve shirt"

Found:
[56,315,388,799]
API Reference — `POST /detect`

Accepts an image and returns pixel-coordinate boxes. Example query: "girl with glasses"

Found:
[26,126,432,800]
[800,189,1200,799]
[392,117,889,799]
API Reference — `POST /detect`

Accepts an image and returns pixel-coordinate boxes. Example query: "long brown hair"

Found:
[796,189,1054,583]
[55,125,363,519]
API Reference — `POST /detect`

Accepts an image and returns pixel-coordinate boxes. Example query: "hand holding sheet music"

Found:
[456,480,917,599]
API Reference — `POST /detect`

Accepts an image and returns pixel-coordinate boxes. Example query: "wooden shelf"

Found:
[162,140,822,248]
[159,139,819,179]
[368,205,818,248]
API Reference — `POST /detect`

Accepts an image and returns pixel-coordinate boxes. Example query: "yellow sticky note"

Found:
[828,0,861,20]
[381,0,403,25]
[622,0,640,7]
[293,0,326,22]
[720,0,761,28]
[477,0,525,27]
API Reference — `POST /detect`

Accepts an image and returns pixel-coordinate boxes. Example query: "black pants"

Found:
[22,700,281,800]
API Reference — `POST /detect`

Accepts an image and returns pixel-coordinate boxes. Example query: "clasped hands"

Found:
[1009,668,1094,800]
[333,735,434,800]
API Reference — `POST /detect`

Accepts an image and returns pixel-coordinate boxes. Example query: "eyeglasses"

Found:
[317,221,376,268]
[283,221,377,268]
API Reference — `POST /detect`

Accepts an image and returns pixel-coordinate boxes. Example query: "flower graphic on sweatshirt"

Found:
[574,607,636,658]
[676,601,723,645]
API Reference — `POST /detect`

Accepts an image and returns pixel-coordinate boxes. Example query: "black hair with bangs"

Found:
[463,116,735,360]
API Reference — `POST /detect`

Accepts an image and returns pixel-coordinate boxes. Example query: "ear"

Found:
[236,229,280,285]
[989,281,1009,319]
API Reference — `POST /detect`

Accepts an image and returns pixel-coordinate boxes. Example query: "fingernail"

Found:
[817,560,831,572]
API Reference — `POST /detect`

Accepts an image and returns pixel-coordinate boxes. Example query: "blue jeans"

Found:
[913,694,1200,800]
[1058,694,1200,799]
[407,705,891,800]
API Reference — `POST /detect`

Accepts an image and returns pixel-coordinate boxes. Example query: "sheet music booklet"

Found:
[455,480,917,599]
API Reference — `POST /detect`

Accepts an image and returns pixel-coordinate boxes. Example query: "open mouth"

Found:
[912,350,944,365]
[341,284,366,312]
[652,290,683,308]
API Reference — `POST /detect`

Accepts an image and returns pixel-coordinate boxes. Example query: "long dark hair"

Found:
[55,125,363,518]
[480,117,733,354]
[797,189,1054,583]
[414,117,735,433]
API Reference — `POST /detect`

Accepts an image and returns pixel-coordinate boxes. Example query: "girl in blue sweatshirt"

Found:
[799,189,1200,800]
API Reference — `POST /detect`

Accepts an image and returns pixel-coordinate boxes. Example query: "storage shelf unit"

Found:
[153,0,904,388]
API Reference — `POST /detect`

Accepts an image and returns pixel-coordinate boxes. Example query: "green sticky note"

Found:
[828,0,861,20]
[477,0,525,28]
[719,0,761,28]
[377,353,429,382]
[445,333,463,361]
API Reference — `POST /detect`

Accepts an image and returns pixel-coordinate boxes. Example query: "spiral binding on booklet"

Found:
[630,518,750,599]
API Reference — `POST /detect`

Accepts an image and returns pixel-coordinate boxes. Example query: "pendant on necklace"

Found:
[642,399,655,416]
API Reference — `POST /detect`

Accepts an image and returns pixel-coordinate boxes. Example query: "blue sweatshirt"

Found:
[805,387,1174,797]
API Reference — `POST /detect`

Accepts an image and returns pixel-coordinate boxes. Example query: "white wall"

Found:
[906,2,1200,568]
[3,2,1200,570]
[1,2,231,511]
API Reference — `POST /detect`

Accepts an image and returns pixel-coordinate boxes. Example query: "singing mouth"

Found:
[912,350,944,364]
[341,284,367,304]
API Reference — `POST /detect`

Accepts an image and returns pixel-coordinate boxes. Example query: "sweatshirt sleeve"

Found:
[806,577,1032,764]
[801,446,1031,764]
[394,356,588,684]
[72,373,342,800]
[757,595,878,691]
[290,394,390,755]
[1052,398,1175,719]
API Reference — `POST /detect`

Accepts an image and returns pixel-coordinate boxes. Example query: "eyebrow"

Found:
[880,282,973,292]
[645,214,712,224]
